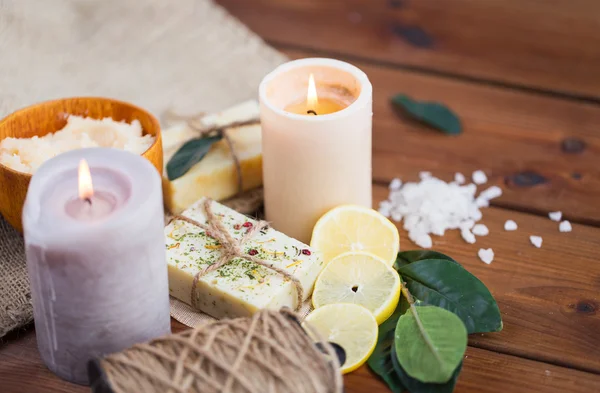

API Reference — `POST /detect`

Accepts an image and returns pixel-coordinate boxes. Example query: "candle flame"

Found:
[307,73,318,111]
[78,159,94,200]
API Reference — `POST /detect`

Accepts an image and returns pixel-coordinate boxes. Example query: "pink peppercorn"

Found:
[302,249,311,256]
[248,249,258,256]
[234,224,241,230]
[243,222,253,228]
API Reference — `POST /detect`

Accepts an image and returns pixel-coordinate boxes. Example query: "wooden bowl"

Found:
[0,97,163,232]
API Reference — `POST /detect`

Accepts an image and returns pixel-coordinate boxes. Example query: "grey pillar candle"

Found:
[22,148,170,385]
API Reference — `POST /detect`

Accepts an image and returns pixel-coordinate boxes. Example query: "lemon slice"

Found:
[311,205,400,265]
[303,304,378,374]
[312,252,400,324]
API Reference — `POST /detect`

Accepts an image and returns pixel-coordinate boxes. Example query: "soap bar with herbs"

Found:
[165,198,325,319]
[162,100,262,214]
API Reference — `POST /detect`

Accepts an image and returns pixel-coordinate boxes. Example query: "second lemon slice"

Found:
[310,205,400,265]
[312,251,401,324]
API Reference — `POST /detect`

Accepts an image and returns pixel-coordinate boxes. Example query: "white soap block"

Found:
[162,100,262,214]
[165,198,324,319]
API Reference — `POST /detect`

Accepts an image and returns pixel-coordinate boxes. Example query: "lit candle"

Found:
[259,58,372,242]
[22,148,170,385]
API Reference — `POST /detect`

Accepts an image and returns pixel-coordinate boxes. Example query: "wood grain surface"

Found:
[2,1,600,392]
[219,0,600,100]
[0,97,163,232]
[281,48,600,226]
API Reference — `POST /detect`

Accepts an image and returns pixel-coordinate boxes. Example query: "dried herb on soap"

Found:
[391,94,462,135]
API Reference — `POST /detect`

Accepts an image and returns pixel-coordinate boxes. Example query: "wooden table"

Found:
[2,1,600,392]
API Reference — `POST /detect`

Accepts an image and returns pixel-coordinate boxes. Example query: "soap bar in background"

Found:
[165,198,324,319]
[162,100,262,214]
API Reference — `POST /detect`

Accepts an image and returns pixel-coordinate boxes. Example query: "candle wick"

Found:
[307,110,318,116]
[84,198,92,205]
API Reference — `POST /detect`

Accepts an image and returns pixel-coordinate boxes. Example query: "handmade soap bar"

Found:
[165,198,325,319]
[162,100,262,214]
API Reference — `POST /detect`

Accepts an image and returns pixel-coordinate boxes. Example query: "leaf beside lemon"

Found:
[312,251,401,324]
[303,303,378,374]
[310,205,400,266]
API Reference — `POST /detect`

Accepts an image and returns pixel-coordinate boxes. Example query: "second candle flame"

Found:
[307,73,319,112]
[78,159,94,201]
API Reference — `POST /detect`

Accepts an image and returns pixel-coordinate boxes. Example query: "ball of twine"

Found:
[96,309,343,393]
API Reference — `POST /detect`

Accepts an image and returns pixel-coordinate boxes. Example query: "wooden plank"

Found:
[281,47,600,224]
[346,347,600,393]
[373,184,600,373]
[3,325,600,393]
[217,0,600,99]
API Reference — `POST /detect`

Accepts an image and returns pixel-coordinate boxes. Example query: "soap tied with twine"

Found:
[170,198,304,312]
[165,114,260,185]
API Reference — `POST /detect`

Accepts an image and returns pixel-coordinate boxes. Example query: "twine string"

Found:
[100,310,344,393]
[172,199,304,311]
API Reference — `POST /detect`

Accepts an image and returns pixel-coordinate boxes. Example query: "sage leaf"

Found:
[395,250,458,269]
[367,304,406,393]
[166,135,222,181]
[396,259,502,334]
[391,94,462,135]
[392,346,463,393]
[395,305,467,383]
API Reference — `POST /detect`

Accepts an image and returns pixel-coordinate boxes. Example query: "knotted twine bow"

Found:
[164,109,260,193]
[172,198,304,311]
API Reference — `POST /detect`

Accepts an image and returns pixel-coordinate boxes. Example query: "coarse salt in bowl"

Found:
[0,97,163,232]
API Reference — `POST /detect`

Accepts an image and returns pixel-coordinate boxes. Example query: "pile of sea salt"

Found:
[379,171,502,249]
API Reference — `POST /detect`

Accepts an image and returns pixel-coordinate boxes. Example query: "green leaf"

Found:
[395,306,467,383]
[166,135,223,180]
[397,259,502,334]
[391,94,462,135]
[395,251,459,269]
[391,345,463,393]
[367,303,406,393]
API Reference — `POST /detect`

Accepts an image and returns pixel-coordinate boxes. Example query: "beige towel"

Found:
[0,0,287,337]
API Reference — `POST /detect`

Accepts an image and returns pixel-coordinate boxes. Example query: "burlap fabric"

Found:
[0,0,288,338]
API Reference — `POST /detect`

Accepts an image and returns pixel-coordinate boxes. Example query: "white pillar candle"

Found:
[22,148,170,385]
[259,58,373,243]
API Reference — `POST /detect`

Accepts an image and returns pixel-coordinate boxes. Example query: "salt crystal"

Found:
[472,224,489,236]
[504,220,517,231]
[559,220,572,233]
[530,235,543,248]
[378,201,391,217]
[478,248,494,264]
[479,186,502,201]
[419,171,432,180]
[389,178,402,191]
[475,197,490,208]
[461,229,476,244]
[454,172,465,184]
[381,171,500,247]
[470,208,483,221]
[549,211,562,222]
[472,170,488,185]
[414,233,433,249]
[459,220,475,230]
